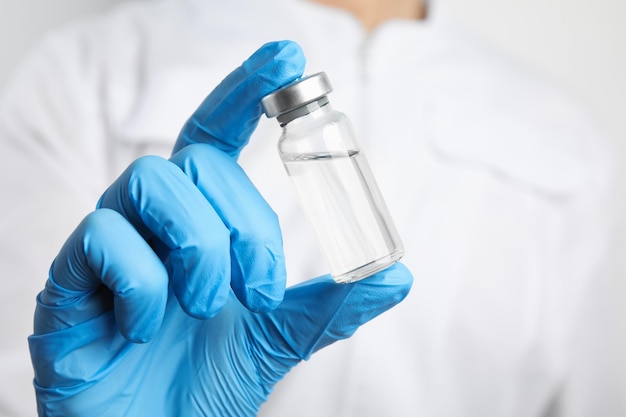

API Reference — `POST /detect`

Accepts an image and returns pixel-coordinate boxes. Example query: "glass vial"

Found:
[261,72,404,283]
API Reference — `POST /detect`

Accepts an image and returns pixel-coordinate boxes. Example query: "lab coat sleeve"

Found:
[0,25,109,417]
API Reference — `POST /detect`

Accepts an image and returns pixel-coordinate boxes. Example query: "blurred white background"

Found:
[444,0,626,277]
[0,0,624,285]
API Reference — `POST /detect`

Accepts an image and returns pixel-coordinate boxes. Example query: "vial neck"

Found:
[278,97,330,126]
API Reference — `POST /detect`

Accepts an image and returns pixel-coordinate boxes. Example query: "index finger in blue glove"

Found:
[173,40,306,157]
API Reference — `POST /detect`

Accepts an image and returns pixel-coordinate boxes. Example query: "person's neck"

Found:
[311,0,427,31]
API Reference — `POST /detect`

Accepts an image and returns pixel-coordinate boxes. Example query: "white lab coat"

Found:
[0,0,623,416]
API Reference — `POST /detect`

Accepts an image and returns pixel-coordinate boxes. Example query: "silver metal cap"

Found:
[261,72,333,118]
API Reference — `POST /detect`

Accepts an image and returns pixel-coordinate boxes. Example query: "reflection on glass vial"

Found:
[262,72,404,283]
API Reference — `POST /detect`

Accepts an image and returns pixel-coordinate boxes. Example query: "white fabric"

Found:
[0,0,624,415]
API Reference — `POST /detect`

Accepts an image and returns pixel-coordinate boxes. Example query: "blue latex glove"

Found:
[28,40,413,416]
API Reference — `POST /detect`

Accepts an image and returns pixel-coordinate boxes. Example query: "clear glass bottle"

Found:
[261,72,404,283]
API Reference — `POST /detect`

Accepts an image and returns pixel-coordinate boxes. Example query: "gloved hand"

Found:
[28,40,413,417]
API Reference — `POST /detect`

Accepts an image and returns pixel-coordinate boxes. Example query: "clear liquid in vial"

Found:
[282,150,404,283]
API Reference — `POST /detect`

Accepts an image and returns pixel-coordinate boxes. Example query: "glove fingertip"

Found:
[114,295,167,344]
[247,40,304,70]
[175,276,231,320]
[232,273,286,313]
[230,243,287,313]
[243,286,285,313]
[121,325,156,344]
[255,39,306,85]
[112,266,169,344]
